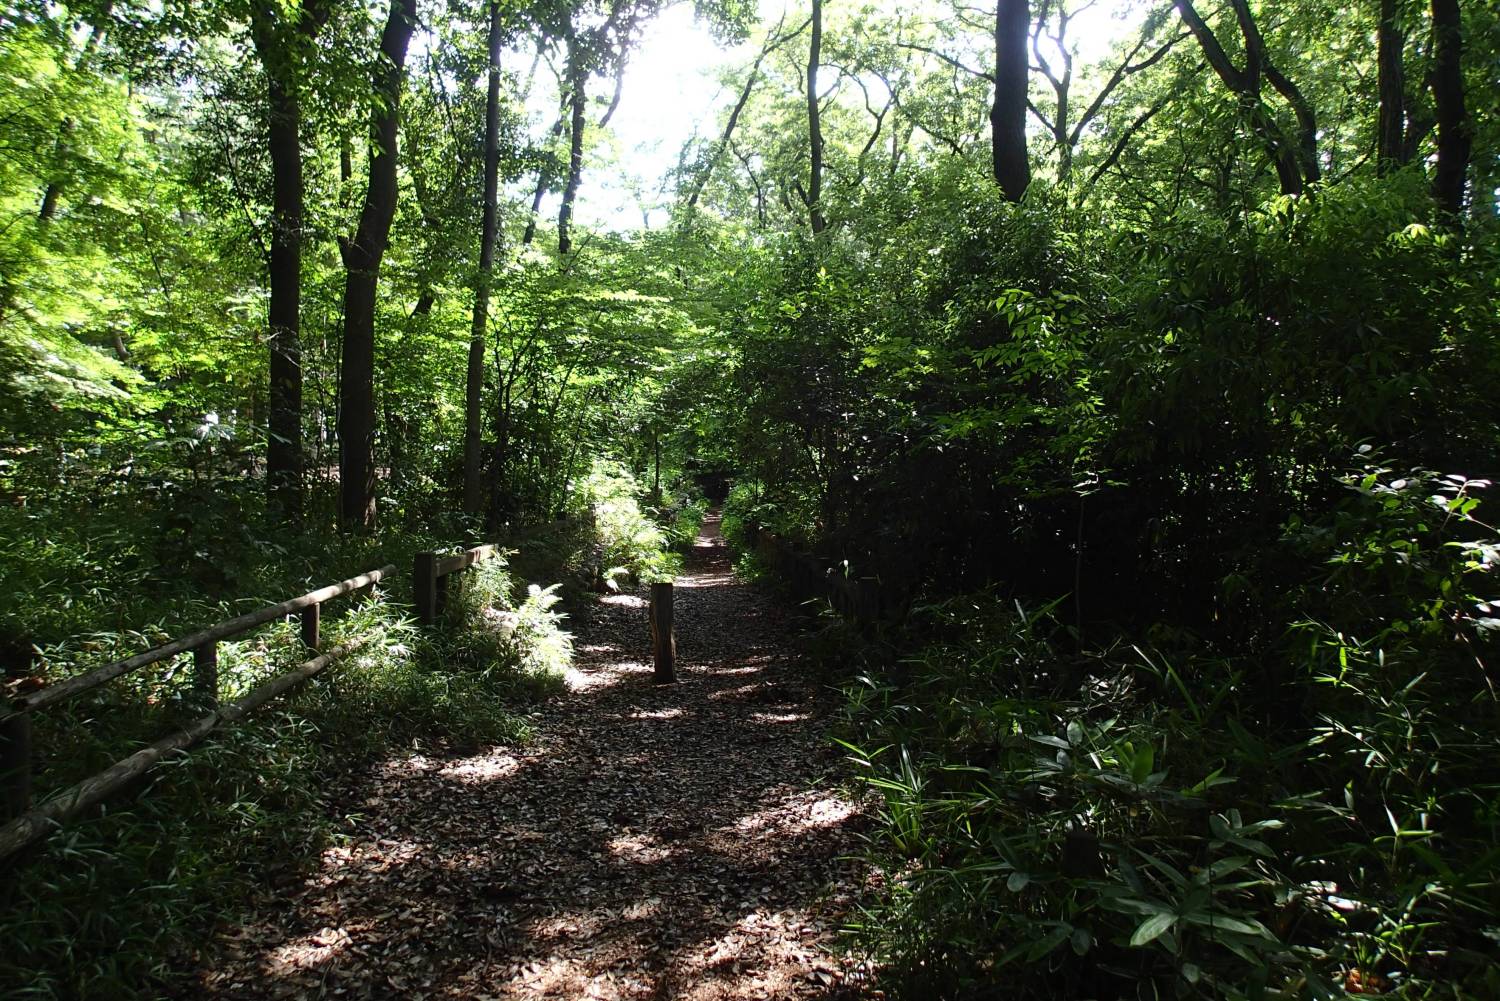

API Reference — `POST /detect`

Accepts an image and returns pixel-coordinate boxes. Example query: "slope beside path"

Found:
[197,511,872,1000]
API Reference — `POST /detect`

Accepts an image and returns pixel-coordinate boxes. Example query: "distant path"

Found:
[197,510,871,1000]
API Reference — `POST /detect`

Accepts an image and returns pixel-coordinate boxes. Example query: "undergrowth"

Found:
[0,528,582,999]
[836,461,1500,999]
[0,450,700,999]
[577,457,707,585]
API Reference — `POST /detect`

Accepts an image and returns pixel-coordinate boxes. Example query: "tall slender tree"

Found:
[991,0,1030,200]
[806,0,826,232]
[557,27,588,255]
[465,0,504,513]
[1430,0,1471,214]
[1376,0,1407,171]
[249,0,332,524]
[338,0,417,530]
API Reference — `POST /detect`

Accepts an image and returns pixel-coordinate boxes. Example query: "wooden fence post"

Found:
[300,603,321,651]
[193,642,218,706]
[0,711,30,824]
[1,659,31,823]
[649,582,676,684]
[415,551,438,625]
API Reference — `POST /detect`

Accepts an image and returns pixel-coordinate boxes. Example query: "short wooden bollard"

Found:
[414,551,440,625]
[649,582,676,684]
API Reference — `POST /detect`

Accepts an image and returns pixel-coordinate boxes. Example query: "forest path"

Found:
[199,511,871,1000]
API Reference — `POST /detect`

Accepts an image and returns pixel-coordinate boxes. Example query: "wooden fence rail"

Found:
[751,526,889,624]
[4,565,395,722]
[0,536,571,865]
[0,559,409,865]
[413,543,500,625]
[0,637,371,862]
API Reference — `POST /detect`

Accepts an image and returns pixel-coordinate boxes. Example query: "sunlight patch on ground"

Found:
[600,593,646,608]
[703,665,771,679]
[607,832,674,864]
[749,710,810,724]
[677,571,736,589]
[629,707,684,719]
[375,754,438,778]
[499,954,653,1000]
[439,753,522,784]
[680,907,844,1001]
[566,659,650,692]
[729,794,859,838]
[562,665,594,691]
[264,925,353,973]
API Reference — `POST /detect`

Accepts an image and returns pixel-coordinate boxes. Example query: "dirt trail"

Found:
[200,511,871,1000]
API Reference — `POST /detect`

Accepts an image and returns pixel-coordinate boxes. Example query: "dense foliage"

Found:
[2,0,1498,996]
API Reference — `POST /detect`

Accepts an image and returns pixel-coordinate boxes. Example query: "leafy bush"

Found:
[841,463,1500,999]
[721,478,789,550]
[577,458,681,582]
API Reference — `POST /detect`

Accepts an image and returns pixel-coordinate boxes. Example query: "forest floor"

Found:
[195,512,874,1000]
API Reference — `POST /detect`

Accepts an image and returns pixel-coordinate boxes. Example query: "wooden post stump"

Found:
[193,642,218,707]
[300,603,321,651]
[649,582,676,684]
[414,551,438,625]
[0,711,30,824]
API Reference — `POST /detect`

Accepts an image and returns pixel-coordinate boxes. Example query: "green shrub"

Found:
[578,458,681,582]
[842,538,1500,1000]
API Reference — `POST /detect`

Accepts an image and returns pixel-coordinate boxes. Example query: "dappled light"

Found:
[4,0,1497,995]
[192,513,869,998]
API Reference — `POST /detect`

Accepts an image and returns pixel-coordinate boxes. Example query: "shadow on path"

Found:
[196,512,871,1000]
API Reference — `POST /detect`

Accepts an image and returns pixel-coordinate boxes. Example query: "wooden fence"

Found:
[413,544,501,625]
[0,542,501,865]
[751,526,891,625]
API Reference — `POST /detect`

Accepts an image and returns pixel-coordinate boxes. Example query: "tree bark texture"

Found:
[338,0,417,531]
[252,0,330,525]
[1430,0,1471,214]
[806,0,827,232]
[557,33,587,255]
[1376,0,1407,171]
[991,0,1031,201]
[264,74,307,522]
[466,0,503,513]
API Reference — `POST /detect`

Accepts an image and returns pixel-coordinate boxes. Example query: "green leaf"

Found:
[1130,913,1177,947]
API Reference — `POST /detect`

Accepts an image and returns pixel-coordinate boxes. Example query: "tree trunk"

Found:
[991,0,1030,201]
[521,112,564,246]
[1225,0,1319,183]
[1430,0,1470,214]
[338,0,417,531]
[264,73,306,522]
[251,0,330,525]
[1174,0,1303,195]
[806,0,826,232]
[465,1,503,514]
[557,34,587,255]
[1376,0,1407,171]
[36,120,75,223]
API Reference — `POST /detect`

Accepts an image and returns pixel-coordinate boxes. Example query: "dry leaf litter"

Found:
[195,512,877,1000]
